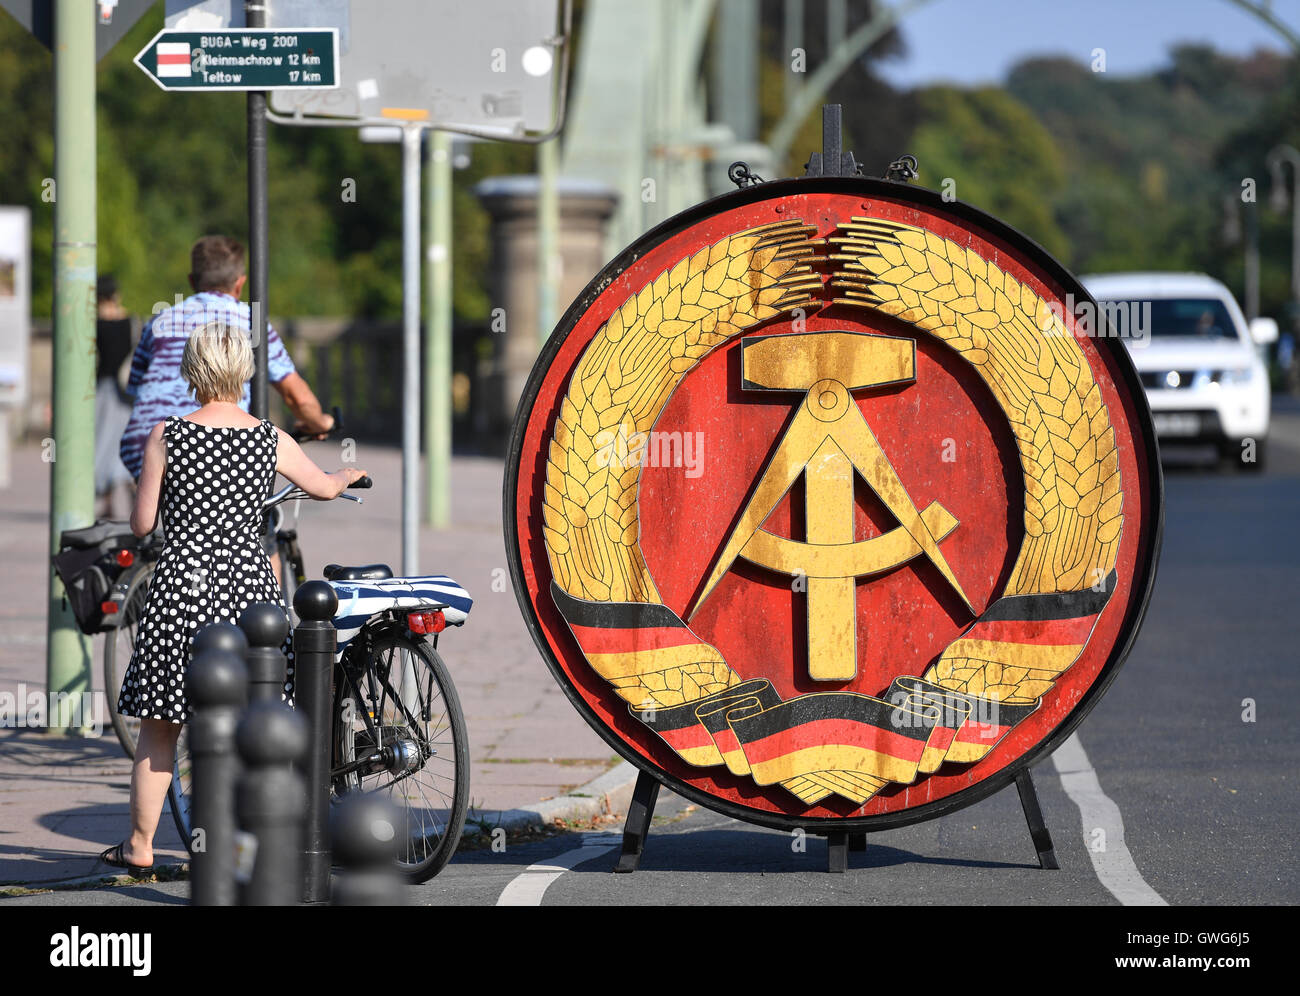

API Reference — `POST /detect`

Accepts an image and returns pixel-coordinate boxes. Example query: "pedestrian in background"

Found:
[118,235,335,483]
[118,234,335,573]
[94,275,134,520]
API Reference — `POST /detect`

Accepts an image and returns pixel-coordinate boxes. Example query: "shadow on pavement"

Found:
[560,827,1038,875]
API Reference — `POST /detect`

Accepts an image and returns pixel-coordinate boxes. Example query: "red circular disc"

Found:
[505,177,1162,831]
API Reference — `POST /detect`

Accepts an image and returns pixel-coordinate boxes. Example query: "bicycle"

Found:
[52,521,160,757]
[101,534,162,756]
[100,408,344,758]
[167,476,474,882]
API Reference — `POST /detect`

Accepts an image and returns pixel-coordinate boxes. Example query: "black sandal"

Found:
[99,841,154,877]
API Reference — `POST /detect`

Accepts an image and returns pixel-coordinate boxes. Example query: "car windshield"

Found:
[1096,297,1240,341]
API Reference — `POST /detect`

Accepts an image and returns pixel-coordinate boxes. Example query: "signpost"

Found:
[0,207,30,490]
[259,0,571,570]
[157,0,570,571]
[506,107,1164,873]
[49,1,98,734]
[134,15,340,422]
[133,28,340,91]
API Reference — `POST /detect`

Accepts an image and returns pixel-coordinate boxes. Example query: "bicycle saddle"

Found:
[60,520,136,550]
[326,574,473,659]
[323,563,394,581]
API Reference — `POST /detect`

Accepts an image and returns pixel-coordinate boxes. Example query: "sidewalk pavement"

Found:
[0,441,635,889]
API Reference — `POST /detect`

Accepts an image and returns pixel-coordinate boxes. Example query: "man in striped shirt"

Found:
[119,235,334,480]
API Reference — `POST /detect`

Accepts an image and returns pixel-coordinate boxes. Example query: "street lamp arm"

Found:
[1223,0,1300,52]
[1267,144,1300,170]
[766,0,937,170]
[1268,144,1300,210]
[678,0,721,100]
[1266,145,1300,308]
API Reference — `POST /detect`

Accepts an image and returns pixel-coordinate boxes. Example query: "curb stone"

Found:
[465,761,639,835]
[0,764,641,893]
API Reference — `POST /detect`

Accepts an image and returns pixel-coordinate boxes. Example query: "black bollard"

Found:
[193,621,248,659]
[234,700,309,905]
[187,643,249,907]
[329,794,407,906]
[238,602,290,703]
[293,579,338,905]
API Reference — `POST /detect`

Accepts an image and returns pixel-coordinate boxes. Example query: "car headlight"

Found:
[1214,367,1255,386]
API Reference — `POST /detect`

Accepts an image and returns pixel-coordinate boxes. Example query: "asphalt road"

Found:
[429,398,1300,906]
[8,403,1297,908]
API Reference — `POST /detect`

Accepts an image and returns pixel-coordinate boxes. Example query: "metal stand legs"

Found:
[611,766,1058,874]
[1015,767,1059,870]
[614,770,661,873]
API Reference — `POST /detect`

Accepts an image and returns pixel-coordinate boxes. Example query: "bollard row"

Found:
[187,623,248,907]
[188,603,301,906]
[328,794,407,906]
[187,581,349,906]
[235,700,309,905]
[293,580,339,905]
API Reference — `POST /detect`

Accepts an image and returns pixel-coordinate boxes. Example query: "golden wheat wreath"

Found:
[539,215,1124,807]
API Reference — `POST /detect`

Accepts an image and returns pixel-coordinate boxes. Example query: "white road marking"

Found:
[495,833,622,906]
[1052,732,1168,906]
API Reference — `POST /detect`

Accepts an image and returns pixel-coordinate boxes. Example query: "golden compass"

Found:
[690,330,973,681]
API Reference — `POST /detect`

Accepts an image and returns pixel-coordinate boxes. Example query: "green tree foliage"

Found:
[5,4,1296,330]
[1003,45,1296,318]
[1214,57,1300,322]
[907,86,1069,259]
[0,3,532,321]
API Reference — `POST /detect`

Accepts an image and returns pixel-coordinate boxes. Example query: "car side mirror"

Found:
[1249,317,1279,345]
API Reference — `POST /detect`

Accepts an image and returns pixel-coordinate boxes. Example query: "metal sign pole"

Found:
[424,130,452,529]
[537,136,559,349]
[401,125,423,575]
[46,0,97,733]
[246,1,269,417]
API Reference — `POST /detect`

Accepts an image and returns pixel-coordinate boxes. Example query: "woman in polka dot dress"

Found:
[101,321,367,877]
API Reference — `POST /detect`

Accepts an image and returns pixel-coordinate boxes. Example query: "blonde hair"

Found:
[180,321,254,403]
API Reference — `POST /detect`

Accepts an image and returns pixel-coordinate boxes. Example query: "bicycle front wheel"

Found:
[277,534,303,627]
[168,724,194,855]
[332,632,469,882]
[103,562,154,759]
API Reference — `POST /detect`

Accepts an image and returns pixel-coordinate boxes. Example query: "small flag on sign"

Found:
[156,42,191,78]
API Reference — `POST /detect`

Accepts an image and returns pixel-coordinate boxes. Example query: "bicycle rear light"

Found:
[406,609,446,635]
[101,601,119,615]
[115,549,134,567]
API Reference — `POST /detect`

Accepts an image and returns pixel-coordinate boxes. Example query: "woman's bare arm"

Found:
[131,421,166,537]
[274,428,367,499]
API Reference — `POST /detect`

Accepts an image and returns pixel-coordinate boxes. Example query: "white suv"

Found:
[1079,272,1276,471]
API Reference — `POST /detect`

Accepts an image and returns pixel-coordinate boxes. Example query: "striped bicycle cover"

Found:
[327,576,473,658]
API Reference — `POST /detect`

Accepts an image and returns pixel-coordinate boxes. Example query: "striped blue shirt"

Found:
[118,292,295,479]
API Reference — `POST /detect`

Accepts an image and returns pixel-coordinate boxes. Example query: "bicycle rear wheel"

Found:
[332,631,469,882]
[103,562,154,758]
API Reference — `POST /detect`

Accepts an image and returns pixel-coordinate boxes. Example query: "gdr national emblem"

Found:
[506,170,1161,840]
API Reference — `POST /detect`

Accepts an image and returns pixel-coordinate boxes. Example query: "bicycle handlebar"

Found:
[263,474,373,510]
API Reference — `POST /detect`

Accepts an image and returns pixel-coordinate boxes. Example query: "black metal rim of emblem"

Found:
[504,175,1165,834]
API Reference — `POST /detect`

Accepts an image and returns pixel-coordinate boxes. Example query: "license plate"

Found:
[1153,413,1200,436]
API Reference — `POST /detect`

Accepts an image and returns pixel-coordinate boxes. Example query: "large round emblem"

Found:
[506,176,1162,831]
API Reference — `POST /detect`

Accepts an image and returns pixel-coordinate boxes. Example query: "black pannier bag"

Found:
[52,520,141,635]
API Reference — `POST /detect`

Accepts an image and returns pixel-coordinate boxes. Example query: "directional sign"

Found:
[133,28,339,91]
